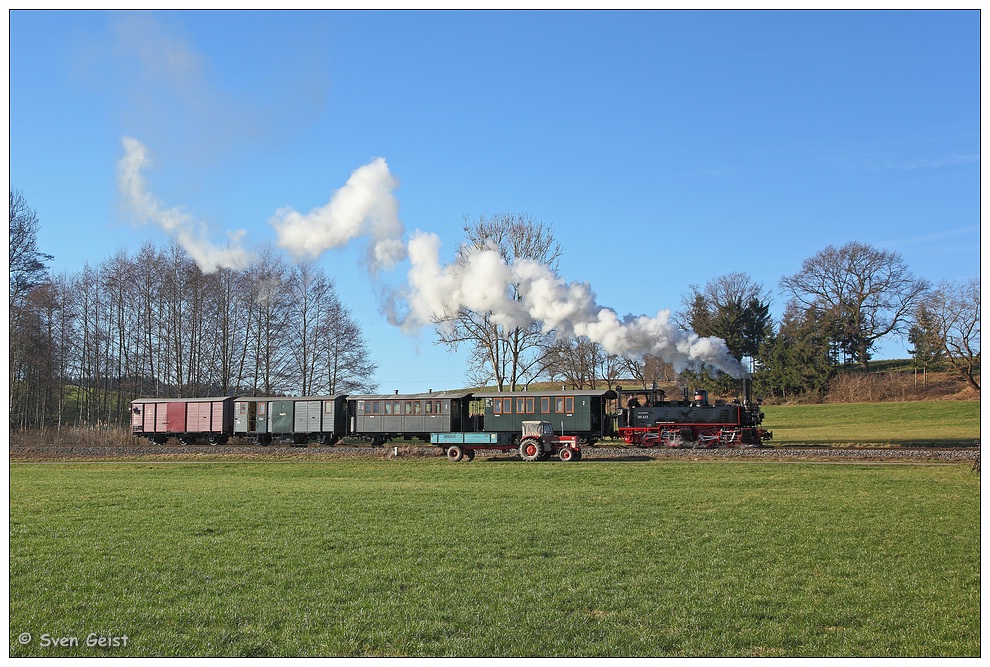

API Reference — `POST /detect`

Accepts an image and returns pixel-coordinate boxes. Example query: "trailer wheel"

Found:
[447,445,464,463]
[558,448,575,462]
[464,449,475,461]
[519,438,541,461]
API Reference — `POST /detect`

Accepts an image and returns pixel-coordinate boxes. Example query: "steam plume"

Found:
[117,137,254,272]
[392,231,746,378]
[116,141,744,378]
[270,157,405,273]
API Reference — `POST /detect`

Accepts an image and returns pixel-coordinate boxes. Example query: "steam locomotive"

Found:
[129,380,770,449]
[615,378,771,447]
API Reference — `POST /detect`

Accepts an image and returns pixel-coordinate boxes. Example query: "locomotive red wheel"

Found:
[697,429,720,448]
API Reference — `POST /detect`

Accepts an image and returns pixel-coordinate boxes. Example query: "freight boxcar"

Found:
[347,391,475,446]
[233,395,347,445]
[472,389,616,444]
[130,396,235,444]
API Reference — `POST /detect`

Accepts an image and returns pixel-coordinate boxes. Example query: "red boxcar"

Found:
[130,397,235,444]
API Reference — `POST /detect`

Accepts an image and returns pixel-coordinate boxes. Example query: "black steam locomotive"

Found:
[615,378,771,447]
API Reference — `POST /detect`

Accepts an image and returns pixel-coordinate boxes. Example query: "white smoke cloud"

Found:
[117,136,255,273]
[270,157,406,274]
[390,231,747,378]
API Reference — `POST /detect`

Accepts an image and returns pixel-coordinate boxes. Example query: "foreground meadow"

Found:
[9,459,980,657]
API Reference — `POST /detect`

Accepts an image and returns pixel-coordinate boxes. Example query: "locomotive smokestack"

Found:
[742,378,752,406]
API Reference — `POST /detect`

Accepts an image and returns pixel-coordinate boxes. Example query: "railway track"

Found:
[9,442,980,463]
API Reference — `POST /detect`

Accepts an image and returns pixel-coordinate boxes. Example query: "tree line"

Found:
[432,214,980,400]
[9,191,377,430]
[9,196,980,429]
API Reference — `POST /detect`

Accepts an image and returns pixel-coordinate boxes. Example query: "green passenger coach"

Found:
[472,389,616,444]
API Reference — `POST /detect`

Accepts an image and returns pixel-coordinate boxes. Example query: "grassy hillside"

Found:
[762,401,980,446]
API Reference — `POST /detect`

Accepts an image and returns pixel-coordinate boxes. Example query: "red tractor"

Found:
[518,420,582,462]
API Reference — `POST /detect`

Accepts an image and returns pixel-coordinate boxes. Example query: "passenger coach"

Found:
[472,389,616,444]
[346,391,476,446]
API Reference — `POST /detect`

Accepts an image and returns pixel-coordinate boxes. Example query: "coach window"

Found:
[555,397,564,413]
[393,401,401,415]
[565,397,574,413]
[526,397,535,414]
[541,397,550,414]
[437,401,445,414]
[372,401,380,415]
[503,398,513,414]
[405,401,412,415]
[493,400,501,415]
[414,401,422,415]
[516,398,525,414]
[384,401,392,415]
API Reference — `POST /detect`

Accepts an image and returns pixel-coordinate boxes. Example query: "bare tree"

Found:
[9,190,53,321]
[9,190,54,424]
[621,354,675,390]
[542,336,622,389]
[285,261,376,395]
[434,213,561,390]
[918,278,980,391]
[780,241,929,370]
[322,296,378,394]
[247,248,294,395]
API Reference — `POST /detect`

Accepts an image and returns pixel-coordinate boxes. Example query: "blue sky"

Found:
[9,10,981,392]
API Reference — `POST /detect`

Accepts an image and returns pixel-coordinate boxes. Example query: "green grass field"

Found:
[762,400,980,446]
[9,459,980,657]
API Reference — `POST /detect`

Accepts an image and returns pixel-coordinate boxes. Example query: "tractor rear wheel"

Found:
[519,438,541,461]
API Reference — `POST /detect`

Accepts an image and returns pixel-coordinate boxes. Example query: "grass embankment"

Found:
[9,460,980,657]
[762,401,980,447]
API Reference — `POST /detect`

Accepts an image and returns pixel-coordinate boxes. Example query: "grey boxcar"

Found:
[233,395,347,445]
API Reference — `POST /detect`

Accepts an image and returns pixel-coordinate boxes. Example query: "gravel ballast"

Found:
[9,442,980,463]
